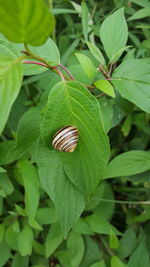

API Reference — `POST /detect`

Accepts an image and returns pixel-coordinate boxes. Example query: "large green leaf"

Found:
[0,0,54,46]
[112,59,150,113]
[0,40,23,134]
[37,143,86,238]
[100,8,128,61]
[40,81,109,197]
[104,150,150,179]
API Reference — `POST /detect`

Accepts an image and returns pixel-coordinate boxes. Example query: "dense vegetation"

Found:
[0,0,150,266]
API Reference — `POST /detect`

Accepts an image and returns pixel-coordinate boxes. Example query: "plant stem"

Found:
[23,60,47,67]
[58,64,74,80]
[98,64,110,79]
[22,44,73,81]
[92,197,150,205]
[108,63,113,77]
[100,236,115,257]
[53,66,65,81]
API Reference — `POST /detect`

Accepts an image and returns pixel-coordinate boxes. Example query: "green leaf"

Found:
[121,115,132,137]
[0,240,11,267]
[0,224,5,244]
[109,46,131,64]
[0,167,6,173]
[0,172,14,197]
[128,7,150,21]
[130,0,150,7]
[90,261,106,267]
[36,207,58,225]
[11,107,40,159]
[86,41,105,65]
[37,144,86,238]
[117,228,137,259]
[100,8,128,61]
[12,253,29,267]
[109,229,119,249]
[73,218,93,235]
[67,230,84,266]
[0,140,17,165]
[0,0,55,46]
[128,238,150,267]
[104,150,150,179]
[41,81,109,196]
[112,59,150,113]
[75,53,97,82]
[85,214,121,235]
[111,256,125,267]
[81,1,89,41]
[5,221,20,251]
[18,225,33,256]
[93,182,115,220]
[94,80,115,98]
[98,97,113,133]
[45,223,63,258]
[54,249,75,267]
[80,236,102,266]
[17,160,40,224]
[0,40,23,134]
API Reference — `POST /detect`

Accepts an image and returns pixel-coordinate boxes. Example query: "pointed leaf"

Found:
[112,59,150,113]
[86,41,105,65]
[100,8,128,61]
[94,80,115,98]
[81,1,89,41]
[128,7,150,21]
[0,40,23,134]
[104,150,150,179]
[75,53,97,82]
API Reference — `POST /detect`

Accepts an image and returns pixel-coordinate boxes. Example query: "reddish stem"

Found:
[23,60,65,81]
[23,60,47,67]
[53,66,65,81]
[58,64,74,80]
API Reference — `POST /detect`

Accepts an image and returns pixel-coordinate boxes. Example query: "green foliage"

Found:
[0,40,23,134]
[100,8,128,62]
[0,0,54,46]
[0,0,150,266]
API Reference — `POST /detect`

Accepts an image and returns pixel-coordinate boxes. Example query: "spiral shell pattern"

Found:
[52,125,79,152]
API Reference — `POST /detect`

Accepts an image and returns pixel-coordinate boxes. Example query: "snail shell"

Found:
[52,125,79,152]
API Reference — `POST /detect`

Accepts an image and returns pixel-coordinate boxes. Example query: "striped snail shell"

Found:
[52,125,79,152]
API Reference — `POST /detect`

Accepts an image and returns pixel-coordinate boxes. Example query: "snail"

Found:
[52,125,79,152]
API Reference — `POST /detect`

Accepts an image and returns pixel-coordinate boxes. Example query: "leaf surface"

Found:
[100,8,128,61]
[0,40,23,134]
[112,59,150,113]
[0,0,54,46]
